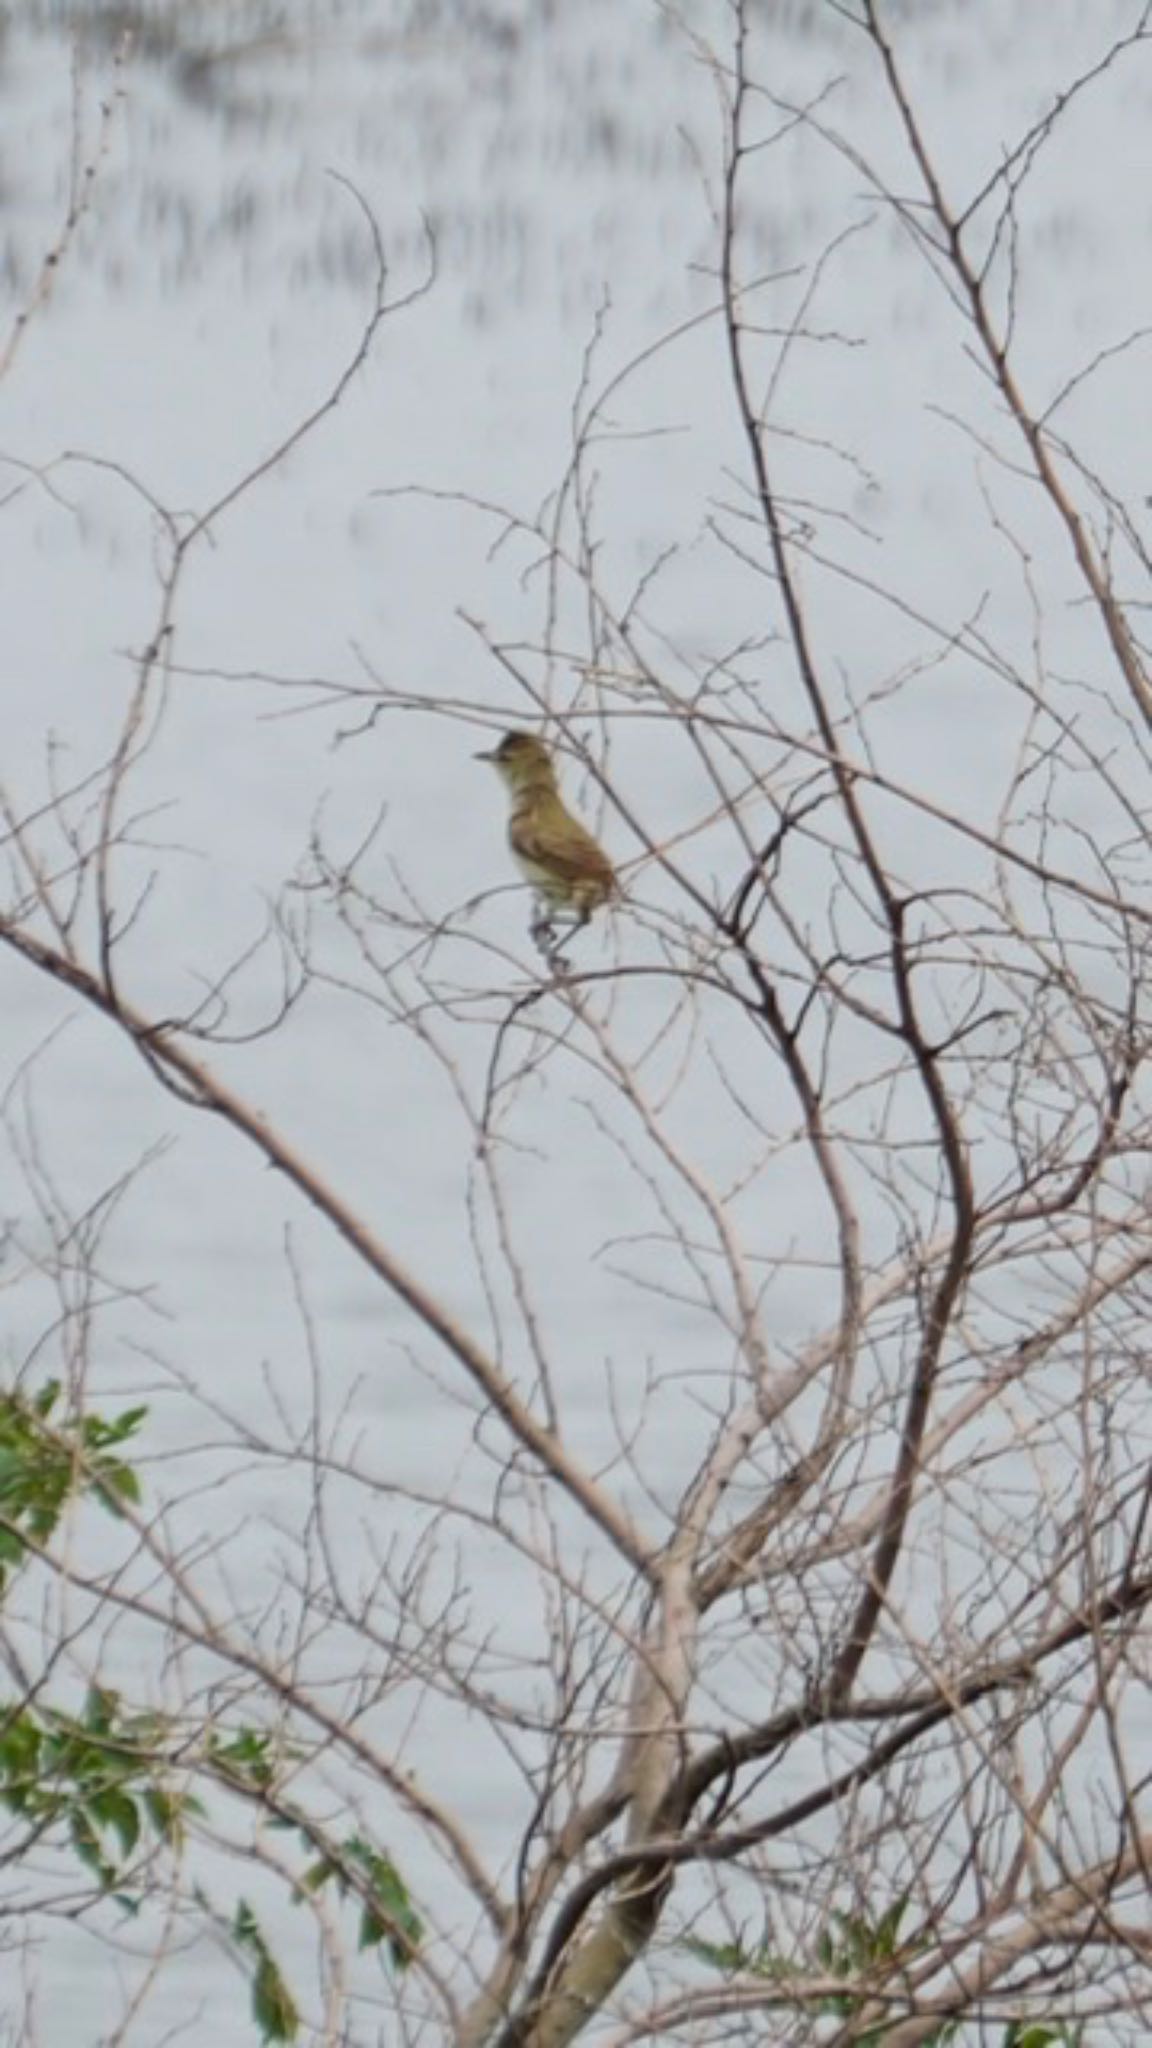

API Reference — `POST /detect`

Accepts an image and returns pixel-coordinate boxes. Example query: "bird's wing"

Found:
[510,806,615,889]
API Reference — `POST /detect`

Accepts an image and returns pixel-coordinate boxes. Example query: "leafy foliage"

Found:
[0,1684,189,1896]
[1003,2027,1082,2048]
[303,1832,425,1968]
[691,1901,1082,2045]
[0,1380,143,1585]
[216,1824,425,2044]
[234,1899,300,2044]
[207,1725,282,1790]
[0,1376,425,2041]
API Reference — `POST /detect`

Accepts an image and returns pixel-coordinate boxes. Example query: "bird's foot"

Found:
[530,913,573,976]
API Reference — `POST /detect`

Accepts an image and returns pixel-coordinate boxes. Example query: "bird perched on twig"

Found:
[476,730,616,963]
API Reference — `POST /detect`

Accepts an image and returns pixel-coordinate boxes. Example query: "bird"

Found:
[476,730,616,959]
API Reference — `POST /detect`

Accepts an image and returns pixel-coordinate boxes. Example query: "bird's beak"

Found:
[474,747,498,762]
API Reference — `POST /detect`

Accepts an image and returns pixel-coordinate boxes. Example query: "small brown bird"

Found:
[476,730,616,953]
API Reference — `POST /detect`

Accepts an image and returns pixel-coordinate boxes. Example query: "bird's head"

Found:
[475,730,557,793]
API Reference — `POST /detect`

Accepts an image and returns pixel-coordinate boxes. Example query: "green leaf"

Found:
[874,1895,910,1957]
[70,1809,116,1887]
[682,1935,753,1974]
[1003,2027,1081,2048]
[234,1899,298,2042]
[300,1854,338,1896]
[89,1787,141,1859]
[0,1449,31,1494]
[83,1687,119,1735]
[298,1836,422,1969]
[96,1464,141,1513]
[344,1837,423,1967]
[210,1728,277,1788]
[234,1898,259,1946]
[253,1956,298,2043]
[143,1784,190,1843]
[83,1405,148,1448]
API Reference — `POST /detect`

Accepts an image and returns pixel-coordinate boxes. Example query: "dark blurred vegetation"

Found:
[0,0,968,314]
[0,1,1125,317]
